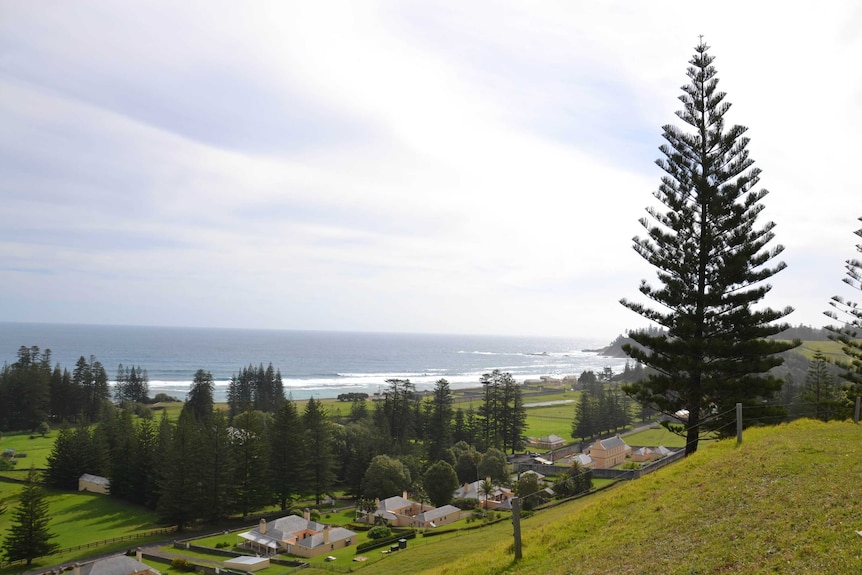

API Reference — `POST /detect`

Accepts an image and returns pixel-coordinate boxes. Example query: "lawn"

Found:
[623,424,686,448]
[525,404,576,440]
[0,431,56,471]
[0,486,166,574]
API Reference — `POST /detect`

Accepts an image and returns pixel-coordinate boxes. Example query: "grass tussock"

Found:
[358,419,862,575]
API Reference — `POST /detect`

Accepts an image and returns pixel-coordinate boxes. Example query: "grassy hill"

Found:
[349,419,862,575]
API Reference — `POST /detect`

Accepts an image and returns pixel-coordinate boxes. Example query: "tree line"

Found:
[36,365,528,531]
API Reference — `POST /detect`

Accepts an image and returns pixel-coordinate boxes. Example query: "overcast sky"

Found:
[1,2,860,340]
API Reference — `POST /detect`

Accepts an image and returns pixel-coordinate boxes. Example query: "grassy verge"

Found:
[369,419,862,575]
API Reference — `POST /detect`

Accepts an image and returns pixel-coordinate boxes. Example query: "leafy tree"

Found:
[552,461,593,498]
[303,397,336,505]
[620,40,798,455]
[269,399,305,510]
[825,216,862,403]
[451,441,480,484]
[514,472,545,511]
[422,460,459,508]
[477,448,508,485]
[361,455,411,501]
[2,468,58,565]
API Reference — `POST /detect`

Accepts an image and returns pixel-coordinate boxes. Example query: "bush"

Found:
[452,498,479,510]
[367,526,392,540]
[170,558,196,572]
[134,403,153,419]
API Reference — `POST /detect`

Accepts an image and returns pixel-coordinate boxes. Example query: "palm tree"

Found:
[477,477,496,514]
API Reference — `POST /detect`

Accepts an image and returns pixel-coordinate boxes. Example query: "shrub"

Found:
[452,498,479,510]
[367,526,392,540]
[170,558,195,572]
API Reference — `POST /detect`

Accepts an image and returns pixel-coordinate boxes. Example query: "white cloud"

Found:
[0,1,860,338]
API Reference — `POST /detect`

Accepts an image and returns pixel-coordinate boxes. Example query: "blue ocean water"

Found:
[0,323,627,401]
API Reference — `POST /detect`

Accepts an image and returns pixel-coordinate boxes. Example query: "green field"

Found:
[0,485,167,573]
[0,431,56,471]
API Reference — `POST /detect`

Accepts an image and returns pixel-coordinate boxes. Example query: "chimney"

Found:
[402,490,408,500]
[73,564,81,575]
[259,518,267,534]
[136,547,143,563]
[323,524,330,544]
[303,508,310,521]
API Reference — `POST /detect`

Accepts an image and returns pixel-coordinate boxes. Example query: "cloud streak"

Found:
[0,1,860,338]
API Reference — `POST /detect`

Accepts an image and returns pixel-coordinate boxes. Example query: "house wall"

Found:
[413,510,462,528]
[288,536,354,558]
[78,479,109,495]
[590,441,626,469]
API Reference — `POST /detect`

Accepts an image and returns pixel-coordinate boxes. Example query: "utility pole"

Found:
[736,402,743,446]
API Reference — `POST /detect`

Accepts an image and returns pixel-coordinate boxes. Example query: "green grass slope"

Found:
[359,419,862,575]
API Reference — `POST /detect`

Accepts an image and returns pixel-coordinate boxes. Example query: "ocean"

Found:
[0,323,628,402]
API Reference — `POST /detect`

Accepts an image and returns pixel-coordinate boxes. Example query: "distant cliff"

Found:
[586,333,634,358]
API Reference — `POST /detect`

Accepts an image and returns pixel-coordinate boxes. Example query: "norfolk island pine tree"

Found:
[620,39,799,455]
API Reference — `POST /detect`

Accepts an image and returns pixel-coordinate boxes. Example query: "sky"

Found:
[1,2,861,341]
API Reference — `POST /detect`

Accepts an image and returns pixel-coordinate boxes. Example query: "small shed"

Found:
[79,473,110,495]
[224,556,270,572]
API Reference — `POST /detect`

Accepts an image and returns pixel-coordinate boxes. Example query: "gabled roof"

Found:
[79,473,110,485]
[632,447,652,456]
[415,505,460,523]
[596,435,627,450]
[540,434,564,443]
[454,480,509,500]
[240,515,356,550]
[574,453,593,466]
[79,555,158,575]
[379,495,413,512]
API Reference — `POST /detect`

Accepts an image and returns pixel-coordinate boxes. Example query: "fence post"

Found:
[736,403,743,446]
[511,497,522,560]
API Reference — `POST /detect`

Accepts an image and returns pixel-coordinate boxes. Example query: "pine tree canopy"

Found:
[825,216,862,396]
[620,40,799,455]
